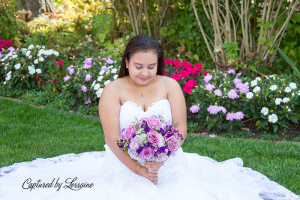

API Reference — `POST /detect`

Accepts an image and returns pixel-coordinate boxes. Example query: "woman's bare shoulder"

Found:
[101,77,126,103]
[159,75,180,89]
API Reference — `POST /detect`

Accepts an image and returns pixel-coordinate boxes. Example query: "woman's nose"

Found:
[141,68,149,76]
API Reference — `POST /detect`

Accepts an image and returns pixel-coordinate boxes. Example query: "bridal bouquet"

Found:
[117,115,183,166]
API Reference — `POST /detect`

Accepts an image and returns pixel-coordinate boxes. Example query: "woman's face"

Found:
[125,50,158,86]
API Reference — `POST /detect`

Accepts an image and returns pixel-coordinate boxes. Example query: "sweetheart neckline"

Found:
[121,99,169,113]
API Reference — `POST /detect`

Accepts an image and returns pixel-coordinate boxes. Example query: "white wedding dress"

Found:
[0,99,299,200]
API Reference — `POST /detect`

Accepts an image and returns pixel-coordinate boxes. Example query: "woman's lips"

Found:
[139,77,149,81]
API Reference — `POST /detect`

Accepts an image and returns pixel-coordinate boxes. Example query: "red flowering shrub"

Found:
[163,58,206,95]
[0,38,17,50]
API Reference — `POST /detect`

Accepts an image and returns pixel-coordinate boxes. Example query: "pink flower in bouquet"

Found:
[139,147,154,160]
[85,74,92,81]
[166,135,180,151]
[171,74,181,81]
[147,130,160,146]
[122,125,136,140]
[147,117,160,129]
[139,117,148,122]
[129,139,140,150]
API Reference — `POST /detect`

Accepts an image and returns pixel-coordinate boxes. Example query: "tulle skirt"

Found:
[0,144,299,200]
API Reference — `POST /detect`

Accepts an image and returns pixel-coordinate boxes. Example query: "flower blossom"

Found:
[289,83,297,89]
[283,97,290,103]
[270,85,277,91]
[85,74,92,81]
[261,107,269,116]
[205,83,216,92]
[285,87,291,93]
[268,114,278,123]
[214,89,222,97]
[207,105,221,114]
[228,68,235,75]
[275,98,282,105]
[228,89,238,99]
[63,76,70,82]
[190,105,200,113]
[204,73,213,83]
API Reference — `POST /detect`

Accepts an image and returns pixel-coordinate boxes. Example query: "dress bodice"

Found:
[119,99,172,135]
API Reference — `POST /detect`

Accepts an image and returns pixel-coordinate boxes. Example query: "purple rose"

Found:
[147,130,160,146]
[129,140,140,150]
[147,117,160,129]
[166,135,180,152]
[122,125,136,140]
[138,147,154,160]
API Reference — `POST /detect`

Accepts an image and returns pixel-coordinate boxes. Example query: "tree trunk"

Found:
[18,0,56,20]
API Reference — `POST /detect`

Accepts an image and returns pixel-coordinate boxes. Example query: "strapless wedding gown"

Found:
[0,99,299,200]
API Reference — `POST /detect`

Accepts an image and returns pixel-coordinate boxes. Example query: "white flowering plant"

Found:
[242,74,300,133]
[190,68,250,133]
[0,44,62,91]
[60,56,120,107]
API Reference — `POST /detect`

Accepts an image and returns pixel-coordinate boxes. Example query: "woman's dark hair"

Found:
[118,35,165,78]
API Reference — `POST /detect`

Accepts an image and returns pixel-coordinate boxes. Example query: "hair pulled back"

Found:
[118,35,165,78]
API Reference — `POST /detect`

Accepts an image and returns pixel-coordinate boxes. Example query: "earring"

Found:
[126,66,128,68]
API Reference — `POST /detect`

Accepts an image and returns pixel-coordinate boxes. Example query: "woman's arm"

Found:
[98,81,158,184]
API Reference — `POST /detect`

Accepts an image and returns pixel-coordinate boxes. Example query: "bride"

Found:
[0,35,299,200]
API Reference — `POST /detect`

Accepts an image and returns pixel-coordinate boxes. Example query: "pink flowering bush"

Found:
[190,68,250,132]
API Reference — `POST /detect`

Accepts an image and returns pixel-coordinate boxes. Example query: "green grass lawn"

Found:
[0,97,300,195]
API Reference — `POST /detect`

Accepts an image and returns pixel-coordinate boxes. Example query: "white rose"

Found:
[289,83,297,89]
[283,97,290,103]
[284,87,291,93]
[246,92,253,99]
[39,57,44,62]
[36,68,42,74]
[275,98,282,105]
[34,59,39,64]
[157,134,165,147]
[253,86,261,93]
[261,107,269,116]
[270,85,277,91]
[268,114,278,123]
[113,75,118,80]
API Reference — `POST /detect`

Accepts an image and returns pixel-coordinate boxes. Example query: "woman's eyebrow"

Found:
[134,63,156,65]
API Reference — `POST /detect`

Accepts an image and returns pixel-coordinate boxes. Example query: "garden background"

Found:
[0,0,300,195]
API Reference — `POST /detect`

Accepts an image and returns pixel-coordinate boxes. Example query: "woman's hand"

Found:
[145,161,164,173]
[137,166,159,185]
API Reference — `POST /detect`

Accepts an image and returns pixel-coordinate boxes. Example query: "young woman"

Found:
[0,35,298,200]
